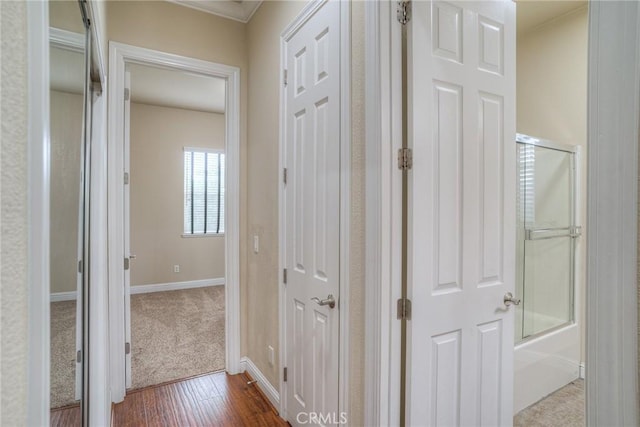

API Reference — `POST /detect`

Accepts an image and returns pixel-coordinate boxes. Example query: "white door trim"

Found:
[363,1,403,426]
[107,42,242,402]
[586,2,640,425]
[364,1,640,424]
[26,1,51,425]
[278,0,351,421]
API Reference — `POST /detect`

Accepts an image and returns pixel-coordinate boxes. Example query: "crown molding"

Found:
[167,0,262,23]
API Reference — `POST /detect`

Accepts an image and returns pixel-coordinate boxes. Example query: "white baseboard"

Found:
[50,278,224,302]
[579,363,586,379]
[240,356,280,410]
[50,291,77,302]
[129,277,224,294]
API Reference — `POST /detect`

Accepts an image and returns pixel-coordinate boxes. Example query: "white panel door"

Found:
[407,1,516,426]
[284,2,341,426]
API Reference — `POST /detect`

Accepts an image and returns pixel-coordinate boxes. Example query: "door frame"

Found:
[363,1,403,425]
[278,0,351,421]
[107,42,242,402]
[27,1,109,424]
[364,1,640,425]
[585,2,639,425]
[26,1,51,425]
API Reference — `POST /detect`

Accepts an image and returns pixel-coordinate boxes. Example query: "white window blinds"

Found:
[184,149,225,235]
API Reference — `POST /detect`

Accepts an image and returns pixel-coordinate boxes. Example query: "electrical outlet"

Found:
[268,345,274,366]
[253,235,259,254]
[174,265,180,273]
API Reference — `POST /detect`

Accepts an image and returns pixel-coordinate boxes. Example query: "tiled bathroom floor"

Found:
[514,379,584,427]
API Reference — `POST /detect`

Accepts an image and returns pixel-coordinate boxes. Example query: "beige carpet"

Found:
[131,286,225,390]
[50,286,226,407]
[514,379,585,427]
[50,300,79,408]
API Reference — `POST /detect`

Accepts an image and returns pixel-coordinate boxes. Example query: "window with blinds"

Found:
[184,148,225,235]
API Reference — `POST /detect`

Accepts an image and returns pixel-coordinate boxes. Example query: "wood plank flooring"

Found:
[51,404,81,427]
[113,371,288,427]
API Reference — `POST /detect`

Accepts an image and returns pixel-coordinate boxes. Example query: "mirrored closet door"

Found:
[49,1,90,424]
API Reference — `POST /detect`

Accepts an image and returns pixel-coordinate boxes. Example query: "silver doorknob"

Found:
[311,294,336,309]
[129,254,137,259]
[504,292,521,306]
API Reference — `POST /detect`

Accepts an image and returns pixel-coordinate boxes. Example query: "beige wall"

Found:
[130,102,225,286]
[516,6,588,361]
[1,1,29,424]
[245,0,306,393]
[50,0,85,33]
[50,90,83,294]
[348,3,366,424]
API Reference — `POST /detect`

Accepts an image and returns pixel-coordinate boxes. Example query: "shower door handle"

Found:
[504,292,521,306]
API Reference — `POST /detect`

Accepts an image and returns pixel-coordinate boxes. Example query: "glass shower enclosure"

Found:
[515,134,580,343]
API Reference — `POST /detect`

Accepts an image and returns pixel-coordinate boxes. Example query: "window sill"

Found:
[181,233,225,238]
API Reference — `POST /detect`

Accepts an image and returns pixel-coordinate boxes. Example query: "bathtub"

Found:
[514,319,581,412]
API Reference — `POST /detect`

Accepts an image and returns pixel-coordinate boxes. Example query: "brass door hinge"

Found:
[397,298,412,320]
[397,1,411,25]
[398,148,413,170]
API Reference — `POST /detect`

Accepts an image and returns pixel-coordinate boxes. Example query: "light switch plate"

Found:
[268,345,274,366]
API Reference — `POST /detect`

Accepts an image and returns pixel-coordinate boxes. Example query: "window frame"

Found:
[182,146,225,238]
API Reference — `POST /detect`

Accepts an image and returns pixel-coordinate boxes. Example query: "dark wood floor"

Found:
[51,404,80,427]
[50,372,287,426]
[113,371,288,427]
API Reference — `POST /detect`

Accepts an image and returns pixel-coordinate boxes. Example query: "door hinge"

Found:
[78,260,83,274]
[283,268,287,284]
[124,87,130,101]
[76,350,82,363]
[283,69,288,87]
[125,342,131,355]
[124,257,130,270]
[398,148,413,170]
[283,367,288,382]
[397,298,412,320]
[124,172,129,185]
[397,1,411,25]
[283,167,287,185]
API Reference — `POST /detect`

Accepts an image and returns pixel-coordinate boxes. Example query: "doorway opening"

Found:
[125,63,228,390]
[108,42,241,402]
[513,2,588,425]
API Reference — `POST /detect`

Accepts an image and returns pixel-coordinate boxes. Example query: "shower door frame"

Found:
[514,134,583,412]
[516,134,581,344]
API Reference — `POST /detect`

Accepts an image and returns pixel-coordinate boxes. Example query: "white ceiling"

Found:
[166,0,262,23]
[129,64,226,114]
[516,0,587,36]
[50,47,226,113]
